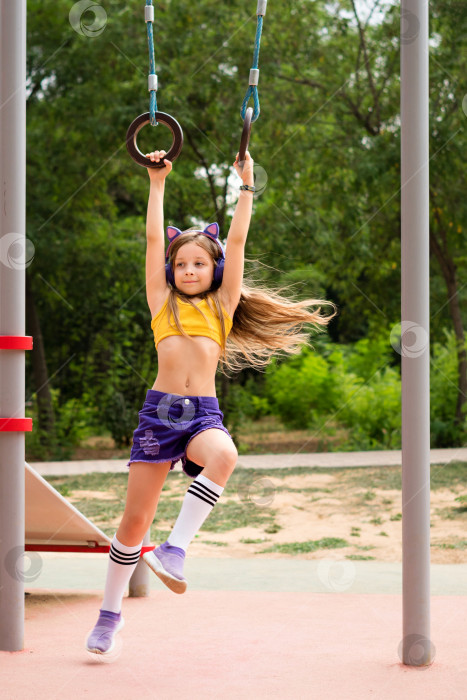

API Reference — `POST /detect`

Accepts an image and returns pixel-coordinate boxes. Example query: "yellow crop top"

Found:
[151,296,233,349]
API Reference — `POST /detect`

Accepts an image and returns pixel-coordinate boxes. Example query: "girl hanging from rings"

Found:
[86,149,336,655]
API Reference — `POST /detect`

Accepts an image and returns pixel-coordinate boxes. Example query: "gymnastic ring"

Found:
[238,107,253,166]
[126,111,184,168]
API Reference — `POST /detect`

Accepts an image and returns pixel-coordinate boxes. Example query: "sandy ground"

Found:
[71,469,467,565]
[189,473,466,564]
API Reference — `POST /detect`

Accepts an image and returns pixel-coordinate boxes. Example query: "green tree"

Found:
[24,0,467,452]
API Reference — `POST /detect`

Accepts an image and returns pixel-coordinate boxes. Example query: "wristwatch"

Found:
[240,184,256,192]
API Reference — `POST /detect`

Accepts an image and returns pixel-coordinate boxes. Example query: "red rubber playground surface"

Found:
[3,589,467,699]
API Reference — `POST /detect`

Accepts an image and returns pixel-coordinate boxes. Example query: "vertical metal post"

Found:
[0,0,27,652]
[401,0,432,666]
[129,529,150,597]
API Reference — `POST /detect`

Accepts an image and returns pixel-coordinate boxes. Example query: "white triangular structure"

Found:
[25,462,111,552]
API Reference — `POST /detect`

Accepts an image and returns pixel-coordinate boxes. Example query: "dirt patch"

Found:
[70,490,116,500]
[186,471,467,564]
[236,425,346,454]
[50,464,467,565]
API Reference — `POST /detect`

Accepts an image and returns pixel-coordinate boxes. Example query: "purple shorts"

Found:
[127,390,232,478]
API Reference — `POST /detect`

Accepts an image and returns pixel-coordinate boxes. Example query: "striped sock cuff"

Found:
[187,476,223,507]
[109,537,142,566]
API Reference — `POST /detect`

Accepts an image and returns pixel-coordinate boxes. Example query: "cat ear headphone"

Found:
[165,222,225,289]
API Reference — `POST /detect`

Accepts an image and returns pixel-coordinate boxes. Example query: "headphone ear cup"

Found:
[212,258,224,288]
[165,262,174,286]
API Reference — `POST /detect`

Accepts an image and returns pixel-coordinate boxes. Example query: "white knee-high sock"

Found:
[167,474,224,551]
[101,535,143,613]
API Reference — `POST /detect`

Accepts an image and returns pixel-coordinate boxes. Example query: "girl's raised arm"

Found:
[226,151,255,245]
[220,152,255,312]
[145,151,172,317]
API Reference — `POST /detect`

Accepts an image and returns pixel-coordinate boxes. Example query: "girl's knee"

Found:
[218,440,237,466]
[119,510,152,542]
[208,442,238,481]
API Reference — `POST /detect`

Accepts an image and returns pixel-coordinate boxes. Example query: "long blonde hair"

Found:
[166,229,337,374]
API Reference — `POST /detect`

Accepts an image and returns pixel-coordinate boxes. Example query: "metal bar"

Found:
[401,0,432,666]
[129,529,151,598]
[0,0,27,652]
[25,545,154,554]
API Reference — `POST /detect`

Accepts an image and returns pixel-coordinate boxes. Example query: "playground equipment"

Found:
[25,463,111,553]
[238,0,267,164]
[126,0,267,169]
[0,0,432,667]
[400,0,431,666]
[0,0,28,651]
[125,1,184,168]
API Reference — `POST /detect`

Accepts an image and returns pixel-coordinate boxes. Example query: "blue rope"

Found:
[241,14,263,123]
[146,0,158,126]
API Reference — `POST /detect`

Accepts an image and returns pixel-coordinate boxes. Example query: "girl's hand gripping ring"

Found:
[126,112,183,168]
[238,107,253,169]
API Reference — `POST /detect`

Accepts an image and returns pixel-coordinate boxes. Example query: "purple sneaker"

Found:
[143,541,187,594]
[85,609,124,654]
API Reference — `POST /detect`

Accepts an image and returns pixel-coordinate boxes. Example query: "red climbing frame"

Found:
[0,335,33,350]
[0,335,33,432]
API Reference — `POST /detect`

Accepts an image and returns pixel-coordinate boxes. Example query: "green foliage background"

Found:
[24,0,467,457]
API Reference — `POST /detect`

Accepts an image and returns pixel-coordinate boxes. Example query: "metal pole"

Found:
[401,0,432,666]
[0,0,27,652]
[129,529,150,597]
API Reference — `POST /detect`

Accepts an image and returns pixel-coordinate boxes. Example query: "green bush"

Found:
[261,329,402,447]
[430,329,467,446]
[26,389,94,460]
[343,333,395,381]
[338,366,402,449]
[100,388,139,448]
[25,326,467,456]
[323,333,402,449]
[223,377,272,437]
[259,325,467,449]
[264,348,341,429]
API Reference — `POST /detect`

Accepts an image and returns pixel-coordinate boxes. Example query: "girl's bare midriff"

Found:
[150,291,233,398]
[152,334,222,397]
